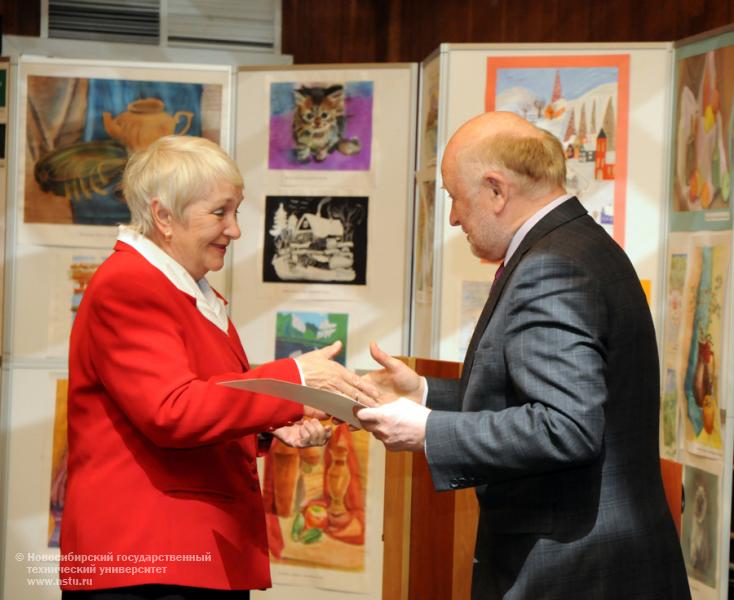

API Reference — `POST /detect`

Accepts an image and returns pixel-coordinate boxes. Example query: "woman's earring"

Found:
[164,231,172,241]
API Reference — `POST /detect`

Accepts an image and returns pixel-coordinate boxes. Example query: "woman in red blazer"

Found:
[60,136,374,600]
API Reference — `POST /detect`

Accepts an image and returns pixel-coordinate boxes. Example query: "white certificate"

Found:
[219,378,366,428]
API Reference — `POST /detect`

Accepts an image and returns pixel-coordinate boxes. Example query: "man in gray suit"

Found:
[356,112,690,599]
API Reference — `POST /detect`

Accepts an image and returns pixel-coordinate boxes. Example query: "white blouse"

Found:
[117,225,230,333]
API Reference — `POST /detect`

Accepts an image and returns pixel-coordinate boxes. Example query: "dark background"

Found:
[2,0,734,63]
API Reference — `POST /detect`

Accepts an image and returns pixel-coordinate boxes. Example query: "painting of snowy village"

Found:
[263,195,368,285]
[486,55,629,244]
[274,311,348,365]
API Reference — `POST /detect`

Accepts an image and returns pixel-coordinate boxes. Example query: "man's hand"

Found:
[355,397,430,452]
[273,418,333,448]
[297,341,378,404]
[363,342,425,404]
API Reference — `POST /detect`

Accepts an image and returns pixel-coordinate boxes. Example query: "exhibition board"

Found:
[232,64,417,370]
[659,26,734,600]
[232,64,416,600]
[0,56,235,599]
[411,42,674,363]
[1,59,417,600]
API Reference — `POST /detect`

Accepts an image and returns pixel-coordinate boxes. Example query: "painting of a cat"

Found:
[269,80,373,171]
[292,85,361,163]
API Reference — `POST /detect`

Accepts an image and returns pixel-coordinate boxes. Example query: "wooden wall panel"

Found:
[0,0,41,36]
[2,0,733,63]
[284,0,734,64]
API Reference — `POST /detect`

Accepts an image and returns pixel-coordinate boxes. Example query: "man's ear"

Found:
[150,198,172,235]
[483,170,510,214]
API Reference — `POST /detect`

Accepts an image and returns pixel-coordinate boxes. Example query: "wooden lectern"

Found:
[382,358,479,600]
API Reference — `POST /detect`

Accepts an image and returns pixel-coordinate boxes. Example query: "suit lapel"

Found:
[459,197,588,399]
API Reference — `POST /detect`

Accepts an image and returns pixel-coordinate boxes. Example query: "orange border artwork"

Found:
[485,55,630,246]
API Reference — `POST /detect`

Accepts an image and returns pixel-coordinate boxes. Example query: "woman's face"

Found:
[168,180,243,280]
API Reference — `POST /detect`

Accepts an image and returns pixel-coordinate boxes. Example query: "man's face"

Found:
[442,154,508,262]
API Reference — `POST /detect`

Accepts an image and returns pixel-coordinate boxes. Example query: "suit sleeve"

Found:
[426,376,461,411]
[425,254,608,491]
[87,275,303,448]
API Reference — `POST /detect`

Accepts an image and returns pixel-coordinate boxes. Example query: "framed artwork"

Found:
[670,32,734,231]
[268,81,373,171]
[660,234,690,458]
[2,369,68,597]
[48,379,68,547]
[14,57,232,247]
[677,232,731,458]
[263,195,368,285]
[7,246,111,360]
[414,179,436,304]
[681,464,720,592]
[260,425,386,594]
[274,311,348,364]
[418,55,440,169]
[486,54,630,246]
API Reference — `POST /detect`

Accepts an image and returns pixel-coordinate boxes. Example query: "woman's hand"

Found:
[297,341,378,404]
[273,418,333,448]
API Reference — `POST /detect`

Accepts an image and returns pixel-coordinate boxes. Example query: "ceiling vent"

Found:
[48,0,160,45]
[47,0,280,51]
[167,0,278,50]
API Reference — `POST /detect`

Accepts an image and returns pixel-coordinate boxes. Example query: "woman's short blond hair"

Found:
[122,135,244,236]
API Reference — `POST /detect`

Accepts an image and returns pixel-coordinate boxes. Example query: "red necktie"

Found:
[491,262,505,292]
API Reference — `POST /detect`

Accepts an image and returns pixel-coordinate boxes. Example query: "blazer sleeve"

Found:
[426,376,461,411]
[425,253,608,491]
[86,274,303,448]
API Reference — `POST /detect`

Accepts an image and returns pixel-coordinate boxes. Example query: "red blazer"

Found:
[60,241,303,591]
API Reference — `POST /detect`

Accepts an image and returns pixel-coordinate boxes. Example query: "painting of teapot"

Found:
[103,98,193,152]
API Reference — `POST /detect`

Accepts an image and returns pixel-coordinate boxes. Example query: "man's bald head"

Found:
[443,111,566,198]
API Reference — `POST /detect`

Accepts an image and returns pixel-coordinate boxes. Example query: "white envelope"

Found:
[219,378,366,428]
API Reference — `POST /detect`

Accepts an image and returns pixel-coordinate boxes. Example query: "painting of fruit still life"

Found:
[681,240,730,455]
[262,424,369,571]
[268,80,373,171]
[672,44,734,230]
[24,75,222,225]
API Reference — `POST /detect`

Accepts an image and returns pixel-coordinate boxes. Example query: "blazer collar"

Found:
[459,197,587,397]
[113,240,250,371]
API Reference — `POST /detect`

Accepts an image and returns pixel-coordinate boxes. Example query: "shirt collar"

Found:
[504,194,573,265]
[117,225,229,333]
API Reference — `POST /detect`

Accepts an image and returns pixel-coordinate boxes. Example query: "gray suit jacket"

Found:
[425,198,689,599]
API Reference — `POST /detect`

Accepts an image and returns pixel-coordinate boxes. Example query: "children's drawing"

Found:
[269,81,373,170]
[415,180,436,303]
[262,425,369,572]
[680,239,730,456]
[263,195,368,285]
[486,55,629,245]
[25,76,221,225]
[681,465,719,589]
[275,311,348,365]
[660,252,688,456]
[672,44,734,230]
[48,379,68,547]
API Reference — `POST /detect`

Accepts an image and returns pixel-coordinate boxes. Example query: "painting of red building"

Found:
[594,128,615,180]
